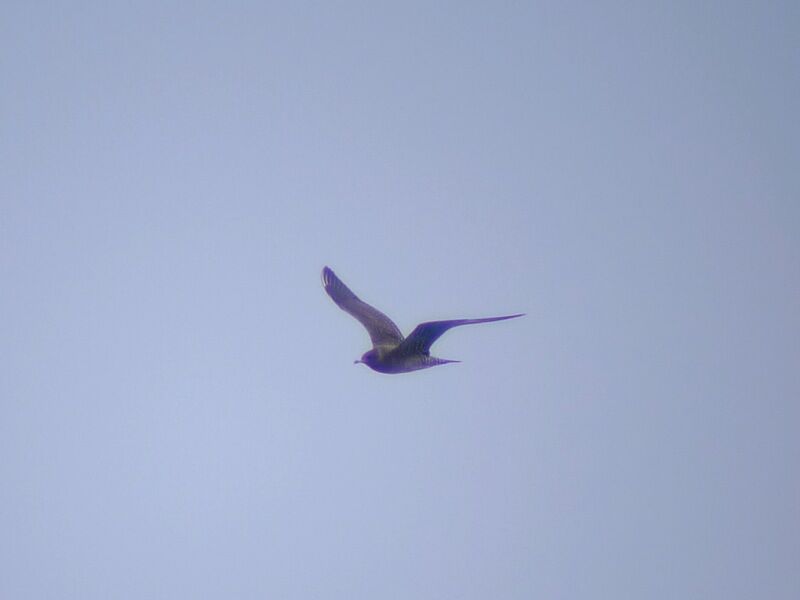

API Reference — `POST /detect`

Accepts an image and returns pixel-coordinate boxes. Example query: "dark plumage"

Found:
[322,266,523,374]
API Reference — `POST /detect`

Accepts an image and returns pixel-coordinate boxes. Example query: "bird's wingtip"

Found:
[497,313,525,320]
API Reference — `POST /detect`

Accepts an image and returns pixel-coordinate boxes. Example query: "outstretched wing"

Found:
[398,314,524,355]
[322,266,404,347]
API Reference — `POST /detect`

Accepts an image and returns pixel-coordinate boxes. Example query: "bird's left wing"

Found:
[397,314,524,355]
[322,266,404,347]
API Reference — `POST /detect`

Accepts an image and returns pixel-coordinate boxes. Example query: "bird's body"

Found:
[354,346,460,374]
[322,266,522,374]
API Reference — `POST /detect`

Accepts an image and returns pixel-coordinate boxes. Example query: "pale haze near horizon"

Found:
[1,3,798,598]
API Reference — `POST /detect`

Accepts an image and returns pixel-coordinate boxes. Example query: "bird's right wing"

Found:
[322,266,404,347]
[398,314,524,355]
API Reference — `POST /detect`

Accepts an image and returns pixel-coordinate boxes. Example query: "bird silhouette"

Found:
[322,266,523,374]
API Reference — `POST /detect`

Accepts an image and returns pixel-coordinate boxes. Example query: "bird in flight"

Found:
[322,266,523,374]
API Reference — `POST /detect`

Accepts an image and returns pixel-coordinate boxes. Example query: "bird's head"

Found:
[354,349,379,367]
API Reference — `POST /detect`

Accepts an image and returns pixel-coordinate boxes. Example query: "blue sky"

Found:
[2,2,798,598]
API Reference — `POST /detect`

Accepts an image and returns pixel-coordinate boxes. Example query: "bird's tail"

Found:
[426,356,461,367]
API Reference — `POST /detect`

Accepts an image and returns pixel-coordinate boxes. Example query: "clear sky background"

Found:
[2,2,798,598]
